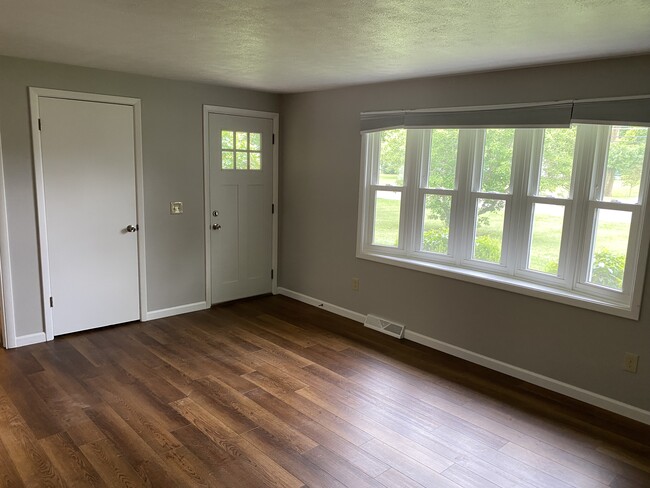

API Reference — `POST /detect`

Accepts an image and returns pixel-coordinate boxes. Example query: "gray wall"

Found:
[0,55,279,337]
[279,55,650,411]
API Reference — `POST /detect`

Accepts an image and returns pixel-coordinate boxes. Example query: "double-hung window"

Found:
[357,99,650,318]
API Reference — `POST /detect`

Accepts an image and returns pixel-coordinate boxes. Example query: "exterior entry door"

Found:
[208,113,273,304]
[38,96,141,336]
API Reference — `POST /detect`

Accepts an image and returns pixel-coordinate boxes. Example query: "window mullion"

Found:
[369,132,382,185]
[402,129,424,253]
[636,130,650,204]
[454,129,477,264]
[568,124,600,288]
[501,129,533,273]
[591,126,611,201]
[555,200,572,280]
[361,134,380,250]
[416,129,434,254]
[617,205,640,295]
[365,188,378,250]
[516,130,543,273]
[627,131,650,306]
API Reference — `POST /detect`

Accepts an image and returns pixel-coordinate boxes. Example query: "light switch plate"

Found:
[170,201,183,215]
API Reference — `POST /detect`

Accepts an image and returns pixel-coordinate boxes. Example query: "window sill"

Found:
[357,250,639,320]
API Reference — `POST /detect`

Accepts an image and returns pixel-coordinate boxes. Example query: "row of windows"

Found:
[358,124,650,315]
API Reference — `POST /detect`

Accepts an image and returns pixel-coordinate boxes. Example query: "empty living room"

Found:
[0,1,649,486]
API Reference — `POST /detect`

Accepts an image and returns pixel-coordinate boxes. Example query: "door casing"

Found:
[0,128,14,348]
[203,105,279,305]
[29,87,147,341]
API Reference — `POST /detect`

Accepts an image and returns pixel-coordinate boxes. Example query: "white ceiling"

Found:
[1,0,649,93]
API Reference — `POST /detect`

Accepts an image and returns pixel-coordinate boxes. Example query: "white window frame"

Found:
[357,124,650,319]
[574,125,650,305]
[514,127,581,288]
[364,133,408,252]
[411,129,460,264]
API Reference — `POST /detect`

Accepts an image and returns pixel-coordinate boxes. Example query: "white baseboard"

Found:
[404,329,650,425]
[145,301,208,321]
[277,288,366,323]
[14,332,46,348]
[9,301,208,349]
[277,287,650,426]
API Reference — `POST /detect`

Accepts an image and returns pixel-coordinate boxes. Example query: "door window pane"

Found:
[378,129,406,186]
[372,190,401,247]
[250,133,261,151]
[236,132,248,150]
[481,129,515,193]
[528,203,565,275]
[602,126,648,203]
[222,151,234,170]
[236,152,248,170]
[427,129,459,189]
[473,198,506,263]
[588,209,632,290]
[538,127,576,198]
[250,152,261,170]
[422,195,452,254]
[222,130,234,150]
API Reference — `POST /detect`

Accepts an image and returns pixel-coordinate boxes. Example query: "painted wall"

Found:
[0,55,279,338]
[279,55,650,411]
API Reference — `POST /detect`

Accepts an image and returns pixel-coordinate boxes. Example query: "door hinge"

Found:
[272,133,275,144]
[272,203,275,214]
[271,269,274,279]
[49,296,53,308]
[38,119,42,131]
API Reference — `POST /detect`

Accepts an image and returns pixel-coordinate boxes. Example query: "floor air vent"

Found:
[364,314,405,339]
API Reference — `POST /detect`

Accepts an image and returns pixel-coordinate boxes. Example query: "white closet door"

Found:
[39,97,140,335]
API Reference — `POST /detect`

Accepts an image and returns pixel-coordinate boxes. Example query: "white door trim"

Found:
[29,87,147,341]
[203,105,279,305]
[0,129,17,348]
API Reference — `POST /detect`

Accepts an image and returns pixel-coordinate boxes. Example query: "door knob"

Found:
[212,223,222,230]
[126,224,138,232]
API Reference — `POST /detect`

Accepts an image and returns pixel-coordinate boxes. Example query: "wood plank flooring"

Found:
[0,295,649,487]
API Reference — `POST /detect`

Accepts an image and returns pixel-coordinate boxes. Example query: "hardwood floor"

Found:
[0,295,648,487]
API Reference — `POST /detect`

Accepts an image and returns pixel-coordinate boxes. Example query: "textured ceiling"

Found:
[1,0,649,93]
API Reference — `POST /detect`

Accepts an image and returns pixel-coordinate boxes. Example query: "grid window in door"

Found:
[221,130,262,170]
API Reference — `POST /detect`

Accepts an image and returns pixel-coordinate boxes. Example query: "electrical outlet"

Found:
[623,352,639,373]
[170,201,183,215]
[351,278,360,291]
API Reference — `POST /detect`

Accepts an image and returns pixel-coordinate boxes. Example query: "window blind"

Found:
[361,102,573,133]
[572,97,650,126]
[361,96,650,133]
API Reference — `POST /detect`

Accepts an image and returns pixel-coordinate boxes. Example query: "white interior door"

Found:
[209,113,273,304]
[38,97,141,336]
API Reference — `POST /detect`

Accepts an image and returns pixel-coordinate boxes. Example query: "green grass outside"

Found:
[373,195,401,246]
[608,182,640,203]
[378,174,402,186]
